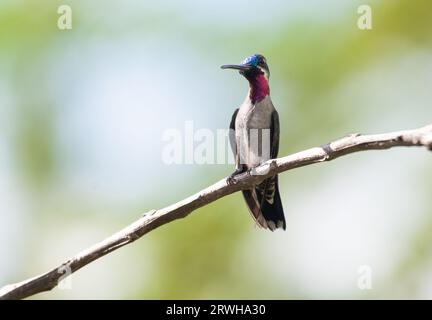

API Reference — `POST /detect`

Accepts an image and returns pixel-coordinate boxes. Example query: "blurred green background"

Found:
[1,0,432,299]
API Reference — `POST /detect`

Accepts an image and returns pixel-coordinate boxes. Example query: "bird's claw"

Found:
[227,167,250,185]
[227,174,237,185]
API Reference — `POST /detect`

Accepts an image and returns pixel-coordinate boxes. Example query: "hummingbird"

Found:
[221,54,286,231]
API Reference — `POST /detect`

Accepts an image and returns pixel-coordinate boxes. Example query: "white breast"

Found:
[235,96,274,168]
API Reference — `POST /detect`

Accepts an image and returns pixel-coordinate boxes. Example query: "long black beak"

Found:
[221,64,252,71]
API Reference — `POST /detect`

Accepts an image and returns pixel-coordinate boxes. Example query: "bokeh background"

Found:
[1,0,432,299]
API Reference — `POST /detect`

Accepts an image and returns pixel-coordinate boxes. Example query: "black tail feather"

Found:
[242,175,286,231]
[260,183,286,230]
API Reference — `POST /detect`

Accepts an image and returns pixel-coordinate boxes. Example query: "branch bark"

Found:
[1,123,431,300]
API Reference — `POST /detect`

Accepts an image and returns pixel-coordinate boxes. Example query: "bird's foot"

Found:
[227,168,246,185]
[227,173,238,185]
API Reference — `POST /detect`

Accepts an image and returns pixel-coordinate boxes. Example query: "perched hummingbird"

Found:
[222,54,286,231]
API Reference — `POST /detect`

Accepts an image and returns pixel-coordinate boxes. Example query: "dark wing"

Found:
[270,109,280,158]
[229,108,239,156]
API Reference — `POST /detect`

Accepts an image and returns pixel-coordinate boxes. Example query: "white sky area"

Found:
[79,0,356,28]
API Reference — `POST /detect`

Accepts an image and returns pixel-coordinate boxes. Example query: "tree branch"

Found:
[1,123,431,300]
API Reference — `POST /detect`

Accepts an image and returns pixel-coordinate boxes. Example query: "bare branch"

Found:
[1,123,431,300]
